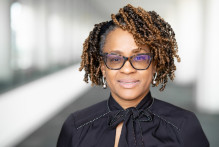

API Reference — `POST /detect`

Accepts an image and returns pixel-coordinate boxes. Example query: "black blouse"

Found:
[57,92,209,147]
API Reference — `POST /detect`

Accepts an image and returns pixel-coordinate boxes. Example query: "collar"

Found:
[107,91,153,112]
[107,91,154,147]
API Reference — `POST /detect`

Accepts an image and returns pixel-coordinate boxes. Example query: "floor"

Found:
[16,83,219,147]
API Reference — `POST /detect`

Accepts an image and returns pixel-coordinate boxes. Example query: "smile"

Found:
[118,80,140,88]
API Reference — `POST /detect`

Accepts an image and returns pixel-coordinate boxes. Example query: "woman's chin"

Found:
[116,90,145,101]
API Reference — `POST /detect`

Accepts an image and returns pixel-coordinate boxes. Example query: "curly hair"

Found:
[79,4,180,91]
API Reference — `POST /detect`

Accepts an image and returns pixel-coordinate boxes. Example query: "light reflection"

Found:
[48,15,64,63]
[11,2,35,69]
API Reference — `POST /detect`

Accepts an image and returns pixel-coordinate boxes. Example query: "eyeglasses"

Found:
[101,52,153,70]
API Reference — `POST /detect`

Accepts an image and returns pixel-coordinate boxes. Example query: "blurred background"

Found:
[0,0,219,146]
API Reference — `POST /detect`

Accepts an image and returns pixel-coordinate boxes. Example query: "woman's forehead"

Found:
[103,28,150,53]
[104,47,150,55]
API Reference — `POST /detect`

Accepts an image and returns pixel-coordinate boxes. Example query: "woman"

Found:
[57,4,209,147]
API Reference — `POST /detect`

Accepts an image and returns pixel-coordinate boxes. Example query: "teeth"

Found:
[123,82,136,84]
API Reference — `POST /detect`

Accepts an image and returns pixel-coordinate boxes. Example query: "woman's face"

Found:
[101,28,155,106]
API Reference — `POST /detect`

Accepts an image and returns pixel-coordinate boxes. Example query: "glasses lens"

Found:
[131,54,152,69]
[105,54,124,69]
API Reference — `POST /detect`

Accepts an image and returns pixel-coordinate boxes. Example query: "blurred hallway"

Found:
[16,84,219,147]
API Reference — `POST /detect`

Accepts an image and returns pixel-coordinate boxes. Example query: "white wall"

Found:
[0,64,90,147]
[197,0,219,113]
[174,0,203,84]
[0,0,12,82]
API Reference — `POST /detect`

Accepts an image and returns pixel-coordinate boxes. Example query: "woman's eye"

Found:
[110,58,121,62]
[134,55,146,61]
[107,54,122,63]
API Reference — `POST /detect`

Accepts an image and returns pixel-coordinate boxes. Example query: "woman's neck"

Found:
[111,90,149,109]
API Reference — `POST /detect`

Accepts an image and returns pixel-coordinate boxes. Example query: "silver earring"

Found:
[153,72,157,85]
[103,77,107,89]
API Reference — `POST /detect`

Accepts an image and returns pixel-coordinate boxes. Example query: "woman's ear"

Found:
[101,61,106,77]
[153,66,156,74]
[152,61,157,74]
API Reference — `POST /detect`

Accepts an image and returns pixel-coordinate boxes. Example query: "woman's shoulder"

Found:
[149,98,199,130]
[71,100,110,129]
[151,98,193,115]
[148,98,209,146]
[57,100,109,146]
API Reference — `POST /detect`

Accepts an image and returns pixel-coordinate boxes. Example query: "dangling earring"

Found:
[103,77,107,89]
[153,72,157,85]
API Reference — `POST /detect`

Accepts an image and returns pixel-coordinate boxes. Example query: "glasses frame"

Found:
[101,52,153,70]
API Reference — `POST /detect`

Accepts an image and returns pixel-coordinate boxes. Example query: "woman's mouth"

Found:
[118,80,140,88]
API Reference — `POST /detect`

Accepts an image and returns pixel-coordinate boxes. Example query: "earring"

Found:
[103,77,107,89]
[153,72,157,85]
